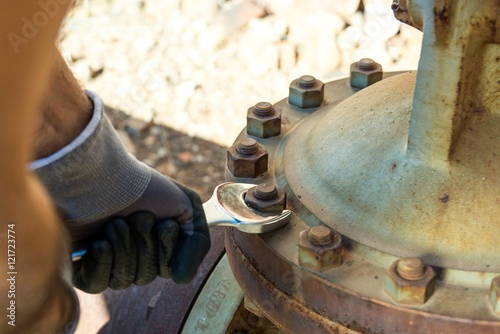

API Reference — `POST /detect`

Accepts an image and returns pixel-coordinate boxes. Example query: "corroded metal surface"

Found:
[227,138,268,178]
[282,71,499,271]
[383,259,437,305]
[349,58,383,89]
[298,227,342,272]
[406,0,499,165]
[288,75,325,109]
[222,1,499,331]
[245,184,287,213]
[224,72,499,332]
[226,227,500,333]
[491,277,500,315]
[247,102,282,139]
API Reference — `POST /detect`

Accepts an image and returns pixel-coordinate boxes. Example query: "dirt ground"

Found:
[105,105,226,201]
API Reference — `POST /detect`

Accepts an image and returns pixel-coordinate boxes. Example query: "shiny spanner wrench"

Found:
[72,182,291,261]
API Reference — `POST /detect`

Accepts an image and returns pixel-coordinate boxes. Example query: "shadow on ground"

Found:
[105,104,228,201]
[77,105,230,334]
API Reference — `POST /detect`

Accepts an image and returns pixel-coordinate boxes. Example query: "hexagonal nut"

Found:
[288,76,324,108]
[383,260,436,305]
[227,142,268,178]
[489,276,500,315]
[350,59,383,89]
[244,185,286,212]
[247,106,282,138]
[298,227,342,272]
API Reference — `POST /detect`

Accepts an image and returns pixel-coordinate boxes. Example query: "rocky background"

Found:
[62,0,423,332]
[61,0,422,148]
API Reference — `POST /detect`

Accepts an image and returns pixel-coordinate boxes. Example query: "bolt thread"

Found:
[397,258,426,281]
[236,138,259,155]
[254,184,278,200]
[308,226,333,246]
[357,58,376,70]
[298,75,316,88]
[253,102,275,116]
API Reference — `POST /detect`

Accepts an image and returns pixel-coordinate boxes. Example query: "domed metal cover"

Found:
[283,72,499,271]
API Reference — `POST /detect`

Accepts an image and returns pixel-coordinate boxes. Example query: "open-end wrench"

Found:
[71,183,291,261]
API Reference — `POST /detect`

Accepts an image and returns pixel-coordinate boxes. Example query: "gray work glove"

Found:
[73,182,210,293]
[32,91,210,292]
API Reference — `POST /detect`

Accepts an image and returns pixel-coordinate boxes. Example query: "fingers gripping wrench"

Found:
[72,183,291,261]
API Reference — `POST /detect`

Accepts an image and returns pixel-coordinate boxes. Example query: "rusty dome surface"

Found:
[281,71,500,272]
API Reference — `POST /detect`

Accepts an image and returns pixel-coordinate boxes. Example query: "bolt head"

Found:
[236,138,259,155]
[489,276,500,315]
[298,227,342,272]
[289,76,324,108]
[350,59,383,89]
[247,104,282,139]
[298,75,317,88]
[384,258,436,305]
[397,257,426,281]
[357,58,376,70]
[227,140,268,178]
[308,226,333,246]
[244,184,286,212]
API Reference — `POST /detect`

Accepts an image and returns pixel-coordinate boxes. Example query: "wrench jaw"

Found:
[235,210,292,234]
[205,182,291,234]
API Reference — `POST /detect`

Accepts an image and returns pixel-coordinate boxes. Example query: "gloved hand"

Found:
[73,182,209,293]
[31,91,211,292]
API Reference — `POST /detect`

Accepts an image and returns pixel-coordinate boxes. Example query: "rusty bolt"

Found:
[244,183,286,213]
[397,257,426,280]
[247,102,282,139]
[308,226,333,246]
[299,226,342,272]
[289,75,324,108]
[384,257,436,305]
[489,276,500,315]
[227,138,268,178]
[350,58,383,89]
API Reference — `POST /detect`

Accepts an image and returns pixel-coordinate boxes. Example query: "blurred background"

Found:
[61,1,424,332]
[60,0,422,148]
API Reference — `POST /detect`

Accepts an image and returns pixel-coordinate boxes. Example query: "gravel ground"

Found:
[105,106,226,201]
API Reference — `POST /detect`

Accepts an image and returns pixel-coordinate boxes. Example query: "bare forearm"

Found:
[0,1,74,332]
[0,1,72,170]
[33,51,93,159]
[0,176,72,333]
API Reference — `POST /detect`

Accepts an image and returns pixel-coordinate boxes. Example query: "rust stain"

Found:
[439,194,450,203]
[433,0,450,23]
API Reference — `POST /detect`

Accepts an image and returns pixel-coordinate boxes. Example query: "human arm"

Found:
[0,1,75,333]
[31,54,210,293]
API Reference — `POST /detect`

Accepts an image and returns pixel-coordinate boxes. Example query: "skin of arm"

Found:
[0,1,76,332]
[33,50,93,160]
